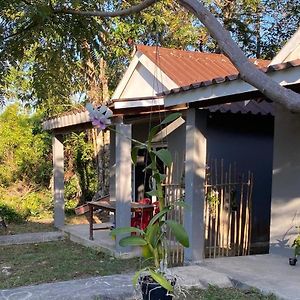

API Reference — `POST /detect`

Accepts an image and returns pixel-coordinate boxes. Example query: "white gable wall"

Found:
[120,62,168,98]
[271,27,300,65]
[112,52,178,104]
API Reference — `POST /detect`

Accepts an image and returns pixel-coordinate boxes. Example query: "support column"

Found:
[115,123,132,253]
[184,109,207,263]
[53,134,65,228]
[109,130,116,202]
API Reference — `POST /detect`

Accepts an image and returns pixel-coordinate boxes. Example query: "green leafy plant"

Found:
[292,226,300,257]
[86,104,189,292]
[206,189,219,218]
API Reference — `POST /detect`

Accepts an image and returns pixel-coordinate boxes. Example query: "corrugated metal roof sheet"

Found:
[161,59,300,96]
[136,45,269,87]
[207,100,273,116]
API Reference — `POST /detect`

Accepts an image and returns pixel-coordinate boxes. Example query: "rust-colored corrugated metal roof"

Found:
[136,45,269,87]
[161,59,300,96]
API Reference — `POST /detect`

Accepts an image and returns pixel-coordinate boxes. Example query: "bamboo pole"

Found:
[238,174,244,256]
[220,159,225,257]
[248,173,254,255]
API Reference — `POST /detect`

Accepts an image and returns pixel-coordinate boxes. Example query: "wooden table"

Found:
[87,200,154,240]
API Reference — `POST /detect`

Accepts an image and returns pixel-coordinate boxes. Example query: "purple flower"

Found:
[86,103,113,130]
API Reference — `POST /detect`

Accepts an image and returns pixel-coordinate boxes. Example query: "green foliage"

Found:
[0,203,24,223]
[65,132,98,204]
[0,104,52,187]
[203,0,300,58]
[0,0,200,112]
[292,235,300,257]
[0,185,52,221]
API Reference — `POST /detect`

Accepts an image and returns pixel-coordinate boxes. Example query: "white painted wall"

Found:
[120,62,167,98]
[270,104,300,256]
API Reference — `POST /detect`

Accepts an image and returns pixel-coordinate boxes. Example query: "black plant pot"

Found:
[289,257,297,266]
[139,276,176,300]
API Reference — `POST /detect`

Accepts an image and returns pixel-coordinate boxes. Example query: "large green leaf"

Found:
[141,244,153,259]
[153,148,172,168]
[145,222,160,248]
[132,268,148,286]
[119,236,147,247]
[148,125,160,143]
[152,172,166,184]
[147,207,170,227]
[149,269,174,292]
[110,226,144,237]
[160,112,181,125]
[146,189,160,197]
[131,146,140,165]
[165,220,189,247]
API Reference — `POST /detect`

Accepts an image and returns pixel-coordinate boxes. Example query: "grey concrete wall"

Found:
[270,105,300,256]
[206,112,274,251]
[167,120,186,185]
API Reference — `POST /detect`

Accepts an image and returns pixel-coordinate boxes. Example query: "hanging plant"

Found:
[86,103,189,299]
[206,189,219,218]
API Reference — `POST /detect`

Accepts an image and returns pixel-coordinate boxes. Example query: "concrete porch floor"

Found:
[203,253,300,300]
[61,223,141,258]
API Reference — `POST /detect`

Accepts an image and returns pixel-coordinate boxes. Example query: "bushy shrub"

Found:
[0,185,53,221]
[21,191,52,217]
[0,104,52,187]
[0,203,24,223]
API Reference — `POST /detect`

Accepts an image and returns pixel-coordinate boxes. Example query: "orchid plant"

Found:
[86,103,189,293]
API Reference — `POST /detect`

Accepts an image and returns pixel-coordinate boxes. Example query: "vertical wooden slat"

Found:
[238,175,244,256]
[225,171,230,257]
[220,159,224,257]
[248,173,254,255]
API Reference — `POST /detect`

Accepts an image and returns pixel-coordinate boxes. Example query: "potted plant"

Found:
[289,231,300,266]
[86,103,189,299]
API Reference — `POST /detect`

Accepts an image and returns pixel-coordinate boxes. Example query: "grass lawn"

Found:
[0,214,89,235]
[1,220,55,235]
[0,240,277,299]
[0,239,144,289]
[182,286,276,299]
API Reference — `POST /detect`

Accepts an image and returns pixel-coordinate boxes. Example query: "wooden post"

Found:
[53,134,65,228]
[184,109,207,263]
[115,123,132,253]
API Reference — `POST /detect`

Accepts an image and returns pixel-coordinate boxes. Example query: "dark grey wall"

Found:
[206,112,274,250]
[129,110,274,252]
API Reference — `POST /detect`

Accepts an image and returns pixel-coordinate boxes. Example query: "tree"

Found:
[0,0,201,115]
[1,1,300,111]
[50,0,300,111]
[0,104,52,186]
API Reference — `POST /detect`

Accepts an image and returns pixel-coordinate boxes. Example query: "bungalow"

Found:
[43,29,300,261]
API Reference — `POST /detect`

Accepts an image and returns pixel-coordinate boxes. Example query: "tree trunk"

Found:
[178,0,300,112]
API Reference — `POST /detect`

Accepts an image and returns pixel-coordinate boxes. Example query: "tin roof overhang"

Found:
[163,60,300,107]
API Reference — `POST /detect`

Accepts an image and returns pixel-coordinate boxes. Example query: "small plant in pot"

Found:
[86,104,190,299]
[289,233,300,266]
